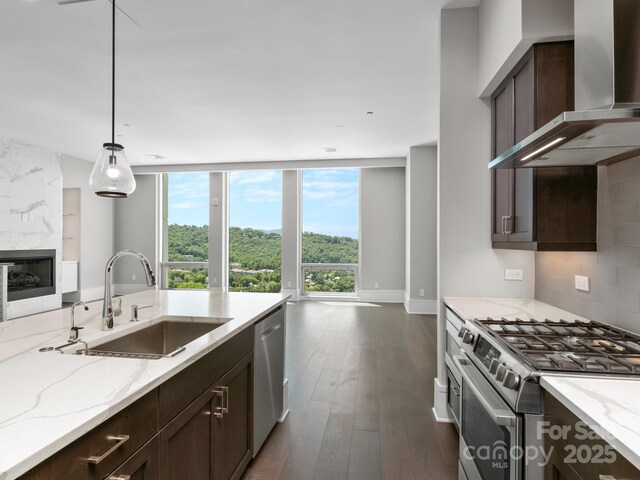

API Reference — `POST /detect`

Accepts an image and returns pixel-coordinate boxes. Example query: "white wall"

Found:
[281,170,300,299]
[405,147,437,312]
[436,6,536,419]
[478,0,573,97]
[208,172,228,290]
[360,167,405,301]
[62,155,115,301]
[113,175,157,294]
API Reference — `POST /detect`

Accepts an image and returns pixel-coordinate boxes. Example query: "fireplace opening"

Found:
[0,250,56,301]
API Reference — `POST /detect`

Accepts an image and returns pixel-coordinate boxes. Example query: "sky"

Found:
[168,168,359,238]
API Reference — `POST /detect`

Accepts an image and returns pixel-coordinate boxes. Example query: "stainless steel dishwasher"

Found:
[253,306,285,456]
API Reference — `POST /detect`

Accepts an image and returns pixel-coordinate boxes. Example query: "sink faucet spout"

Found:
[102,250,156,331]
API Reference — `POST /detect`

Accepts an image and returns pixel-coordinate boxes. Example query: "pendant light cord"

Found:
[111,0,116,146]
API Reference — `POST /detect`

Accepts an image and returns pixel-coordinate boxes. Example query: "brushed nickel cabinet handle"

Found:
[87,434,130,464]
[221,386,229,414]
[504,215,512,234]
[212,388,224,418]
[108,475,131,480]
[599,476,617,480]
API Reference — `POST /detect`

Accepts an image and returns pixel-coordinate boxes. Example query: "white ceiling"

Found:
[0,0,453,166]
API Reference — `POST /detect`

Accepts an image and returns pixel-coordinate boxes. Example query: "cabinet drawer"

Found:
[159,326,253,426]
[20,389,159,480]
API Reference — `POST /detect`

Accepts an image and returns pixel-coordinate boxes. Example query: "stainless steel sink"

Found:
[73,319,228,360]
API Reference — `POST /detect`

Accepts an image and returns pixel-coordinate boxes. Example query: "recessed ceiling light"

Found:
[336,125,344,129]
[123,123,131,127]
[366,111,374,115]
[145,154,165,160]
[322,147,337,153]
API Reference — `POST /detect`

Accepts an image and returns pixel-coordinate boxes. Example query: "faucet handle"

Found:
[113,297,122,317]
[69,326,84,342]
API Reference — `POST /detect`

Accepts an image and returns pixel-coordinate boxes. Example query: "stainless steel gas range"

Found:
[455,316,640,480]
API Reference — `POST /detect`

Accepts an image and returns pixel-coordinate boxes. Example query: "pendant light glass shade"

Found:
[89,143,136,198]
[89,0,135,198]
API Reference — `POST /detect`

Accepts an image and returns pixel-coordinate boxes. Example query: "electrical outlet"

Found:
[374,282,379,289]
[131,274,136,281]
[575,275,590,292]
[212,277,218,284]
[419,289,425,297]
[505,269,524,281]
[287,281,292,288]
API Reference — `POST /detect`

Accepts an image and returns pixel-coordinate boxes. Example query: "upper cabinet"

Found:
[490,41,598,251]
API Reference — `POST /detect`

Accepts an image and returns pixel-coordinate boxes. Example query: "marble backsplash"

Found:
[0,137,62,319]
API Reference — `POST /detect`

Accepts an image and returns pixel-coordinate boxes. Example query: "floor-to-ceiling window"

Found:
[228,170,282,292]
[162,172,209,289]
[301,168,359,295]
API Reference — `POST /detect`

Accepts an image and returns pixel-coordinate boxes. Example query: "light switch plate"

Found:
[505,269,523,281]
[575,275,590,292]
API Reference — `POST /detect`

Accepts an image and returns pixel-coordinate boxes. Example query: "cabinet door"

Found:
[159,389,215,480]
[105,437,159,480]
[491,81,513,242]
[510,54,534,242]
[213,353,252,480]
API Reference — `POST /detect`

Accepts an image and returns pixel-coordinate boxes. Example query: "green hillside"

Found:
[167,225,357,292]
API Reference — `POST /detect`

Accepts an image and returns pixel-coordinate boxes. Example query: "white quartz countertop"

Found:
[443,296,591,322]
[0,289,289,479]
[444,296,640,471]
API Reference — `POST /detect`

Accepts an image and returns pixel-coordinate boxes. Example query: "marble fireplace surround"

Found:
[0,137,62,319]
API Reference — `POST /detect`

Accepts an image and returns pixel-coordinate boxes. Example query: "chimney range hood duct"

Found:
[489,0,640,169]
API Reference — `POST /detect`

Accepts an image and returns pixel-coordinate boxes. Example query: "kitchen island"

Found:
[444,297,640,472]
[0,289,289,479]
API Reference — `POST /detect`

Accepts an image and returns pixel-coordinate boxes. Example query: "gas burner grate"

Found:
[475,317,640,375]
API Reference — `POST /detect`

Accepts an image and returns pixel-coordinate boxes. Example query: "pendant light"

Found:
[89,0,136,198]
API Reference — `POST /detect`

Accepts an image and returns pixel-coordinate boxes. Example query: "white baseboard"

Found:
[404,293,437,314]
[432,377,453,423]
[281,289,299,302]
[358,289,404,303]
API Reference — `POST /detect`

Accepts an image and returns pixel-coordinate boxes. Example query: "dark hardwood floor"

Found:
[243,301,458,480]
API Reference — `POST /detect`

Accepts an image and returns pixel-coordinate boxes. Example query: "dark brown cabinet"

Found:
[491,41,598,251]
[213,354,252,480]
[158,353,252,480]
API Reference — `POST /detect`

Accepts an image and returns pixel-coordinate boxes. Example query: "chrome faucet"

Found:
[69,301,89,341]
[102,250,156,331]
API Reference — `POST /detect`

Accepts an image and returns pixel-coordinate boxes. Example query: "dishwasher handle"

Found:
[260,321,282,341]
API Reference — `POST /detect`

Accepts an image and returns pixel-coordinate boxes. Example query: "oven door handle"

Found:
[453,355,516,427]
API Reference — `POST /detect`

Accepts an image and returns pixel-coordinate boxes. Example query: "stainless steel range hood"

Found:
[489,0,640,169]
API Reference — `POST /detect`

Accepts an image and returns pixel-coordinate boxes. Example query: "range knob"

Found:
[462,331,475,344]
[457,327,468,338]
[503,370,521,390]
[495,364,507,382]
[488,358,501,375]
